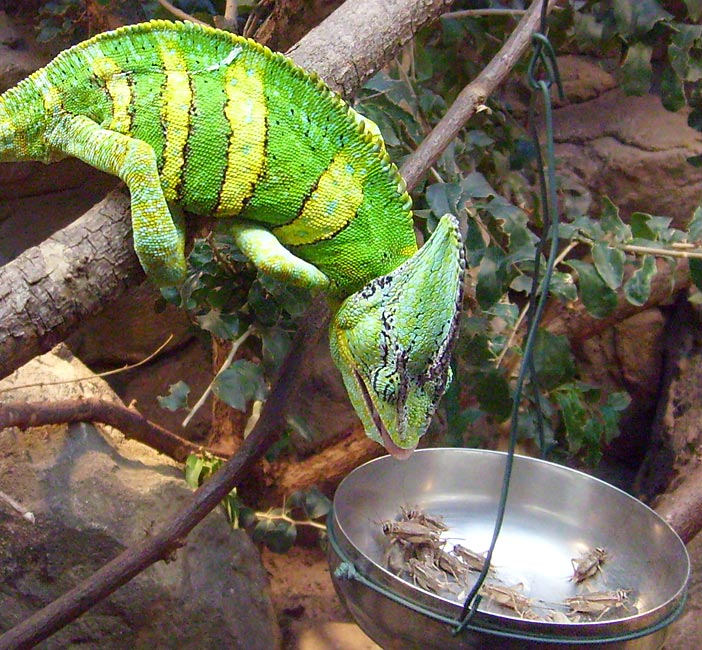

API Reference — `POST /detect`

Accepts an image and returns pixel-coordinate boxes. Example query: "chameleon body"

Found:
[0,20,465,458]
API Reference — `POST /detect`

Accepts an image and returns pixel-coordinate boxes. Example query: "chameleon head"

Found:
[329,214,465,459]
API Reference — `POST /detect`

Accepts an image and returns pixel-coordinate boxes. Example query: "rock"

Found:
[0,346,280,649]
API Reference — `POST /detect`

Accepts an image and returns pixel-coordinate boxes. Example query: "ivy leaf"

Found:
[621,41,652,95]
[476,246,507,309]
[460,172,496,199]
[302,487,332,520]
[532,330,577,390]
[567,260,618,318]
[548,271,578,303]
[157,380,191,412]
[629,212,656,239]
[623,255,657,306]
[253,519,297,554]
[472,368,512,421]
[426,182,463,218]
[599,198,631,241]
[212,360,267,411]
[690,259,702,290]
[612,0,672,39]
[196,310,240,339]
[592,242,625,290]
[660,65,686,112]
[688,206,702,242]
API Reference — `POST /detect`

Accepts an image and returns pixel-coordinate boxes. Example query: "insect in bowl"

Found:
[328,448,689,649]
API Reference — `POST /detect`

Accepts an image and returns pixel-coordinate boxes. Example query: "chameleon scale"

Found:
[0,20,465,457]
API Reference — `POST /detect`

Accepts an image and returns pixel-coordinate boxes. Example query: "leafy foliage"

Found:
[185,454,330,553]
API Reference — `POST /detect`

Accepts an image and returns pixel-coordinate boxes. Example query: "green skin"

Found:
[0,20,465,458]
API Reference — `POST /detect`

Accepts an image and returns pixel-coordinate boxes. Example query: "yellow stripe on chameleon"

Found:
[216,64,266,215]
[90,56,132,134]
[33,70,62,115]
[159,45,191,201]
[273,151,364,246]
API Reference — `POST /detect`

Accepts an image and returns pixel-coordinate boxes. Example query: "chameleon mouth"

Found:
[354,370,415,460]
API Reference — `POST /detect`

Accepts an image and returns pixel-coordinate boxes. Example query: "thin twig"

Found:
[443,9,527,18]
[0,489,35,524]
[400,0,558,192]
[182,326,254,427]
[157,0,208,25]
[0,335,174,395]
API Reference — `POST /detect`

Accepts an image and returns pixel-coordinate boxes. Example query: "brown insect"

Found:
[452,544,493,574]
[479,583,533,617]
[406,557,460,595]
[399,505,449,533]
[571,546,607,583]
[564,589,633,621]
[380,520,441,546]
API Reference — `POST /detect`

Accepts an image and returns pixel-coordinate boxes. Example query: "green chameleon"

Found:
[0,20,465,458]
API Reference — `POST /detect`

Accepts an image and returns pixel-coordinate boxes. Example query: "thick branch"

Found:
[0,398,215,463]
[0,190,143,379]
[400,0,557,191]
[655,468,702,544]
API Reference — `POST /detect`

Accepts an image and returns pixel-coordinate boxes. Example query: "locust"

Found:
[571,546,607,583]
[564,589,633,621]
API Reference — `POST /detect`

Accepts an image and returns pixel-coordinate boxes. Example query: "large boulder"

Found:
[0,346,280,649]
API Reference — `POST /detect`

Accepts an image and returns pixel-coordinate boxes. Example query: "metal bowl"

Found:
[328,448,689,649]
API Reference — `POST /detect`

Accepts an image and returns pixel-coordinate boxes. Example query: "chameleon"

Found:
[0,20,465,458]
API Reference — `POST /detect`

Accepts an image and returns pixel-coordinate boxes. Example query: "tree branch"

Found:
[0,398,215,463]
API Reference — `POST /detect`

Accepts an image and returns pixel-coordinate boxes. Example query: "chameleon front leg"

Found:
[44,114,186,287]
[226,220,330,290]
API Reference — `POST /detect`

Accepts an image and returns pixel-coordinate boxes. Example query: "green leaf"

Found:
[688,206,702,242]
[567,260,618,318]
[212,360,267,411]
[196,310,240,339]
[532,330,577,390]
[548,271,578,303]
[612,0,672,39]
[472,368,512,421]
[599,198,631,241]
[629,212,656,239]
[660,65,686,112]
[623,255,657,306]
[303,487,332,520]
[689,258,702,290]
[460,172,495,199]
[184,455,204,489]
[157,380,191,412]
[261,327,291,374]
[592,243,626,290]
[254,519,297,554]
[426,182,463,218]
[554,388,588,454]
[476,246,507,309]
[621,42,652,95]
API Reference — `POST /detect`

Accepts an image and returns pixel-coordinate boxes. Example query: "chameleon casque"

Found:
[0,20,465,458]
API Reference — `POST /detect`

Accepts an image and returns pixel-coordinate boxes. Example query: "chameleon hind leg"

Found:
[44,114,186,287]
[225,220,330,290]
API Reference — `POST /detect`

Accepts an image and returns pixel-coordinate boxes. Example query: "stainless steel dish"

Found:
[328,449,689,649]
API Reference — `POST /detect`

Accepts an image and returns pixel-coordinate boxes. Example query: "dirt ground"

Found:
[263,544,380,650]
